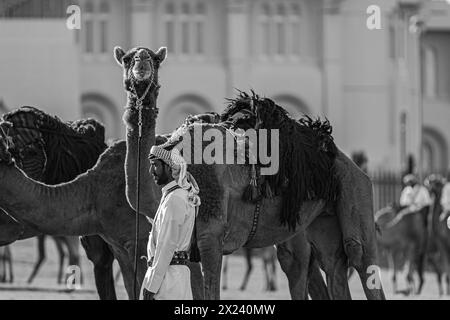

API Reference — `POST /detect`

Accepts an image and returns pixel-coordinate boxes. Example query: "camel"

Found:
[222,247,277,292]
[375,204,428,294]
[0,133,150,299]
[115,46,384,300]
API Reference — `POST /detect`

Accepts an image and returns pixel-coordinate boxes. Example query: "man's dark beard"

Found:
[155,166,171,186]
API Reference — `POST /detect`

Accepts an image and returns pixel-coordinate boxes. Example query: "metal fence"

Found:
[370,171,403,213]
[370,170,447,213]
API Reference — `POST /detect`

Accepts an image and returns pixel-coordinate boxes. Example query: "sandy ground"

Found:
[0,238,448,300]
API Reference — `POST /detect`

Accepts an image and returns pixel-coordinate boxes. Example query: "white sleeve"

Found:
[400,187,413,206]
[441,184,450,211]
[416,187,432,207]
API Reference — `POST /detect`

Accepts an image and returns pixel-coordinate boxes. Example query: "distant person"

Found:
[398,174,432,216]
[351,151,368,174]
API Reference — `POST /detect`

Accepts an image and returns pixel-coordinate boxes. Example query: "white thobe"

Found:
[399,185,432,211]
[140,181,196,300]
[441,183,450,213]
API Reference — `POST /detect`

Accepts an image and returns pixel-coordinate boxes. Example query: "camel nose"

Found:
[135,49,150,61]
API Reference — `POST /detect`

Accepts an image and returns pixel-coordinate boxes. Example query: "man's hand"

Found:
[143,289,155,300]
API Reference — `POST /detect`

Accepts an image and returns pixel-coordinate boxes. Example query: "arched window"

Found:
[272,94,310,118]
[81,93,120,140]
[422,127,448,173]
[160,94,213,133]
[424,46,438,98]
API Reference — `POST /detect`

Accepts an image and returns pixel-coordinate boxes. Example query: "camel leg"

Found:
[80,235,117,300]
[115,251,136,299]
[6,246,13,283]
[188,261,204,300]
[276,230,310,300]
[307,213,351,300]
[307,258,329,300]
[221,256,228,290]
[405,261,415,295]
[65,236,82,285]
[115,268,122,283]
[197,219,224,300]
[53,237,66,284]
[240,248,253,291]
[27,235,47,284]
[335,154,385,300]
[428,255,443,296]
[262,247,277,291]
[121,240,148,300]
[387,251,398,294]
[443,249,450,295]
[262,253,271,291]
[268,248,277,291]
[0,247,5,283]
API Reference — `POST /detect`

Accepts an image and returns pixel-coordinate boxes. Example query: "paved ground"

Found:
[0,238,448,300]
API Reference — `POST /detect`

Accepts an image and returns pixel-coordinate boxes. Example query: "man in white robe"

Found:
[398,174,432,214]
[141,143,200,300]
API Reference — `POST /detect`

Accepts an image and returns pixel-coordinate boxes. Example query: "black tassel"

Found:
[242,165,260,202]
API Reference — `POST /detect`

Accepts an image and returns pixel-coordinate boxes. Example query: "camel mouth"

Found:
[132,70,152,82]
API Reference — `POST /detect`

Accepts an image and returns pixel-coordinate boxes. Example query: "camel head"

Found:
[114,46,167,106]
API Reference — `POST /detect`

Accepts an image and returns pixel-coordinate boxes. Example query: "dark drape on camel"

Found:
[160,91,339,231]
[221,91,339,230]
[1,106,107,183]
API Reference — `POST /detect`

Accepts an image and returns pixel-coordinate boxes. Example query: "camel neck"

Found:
[123,93,161,218]
[0,164,99,236]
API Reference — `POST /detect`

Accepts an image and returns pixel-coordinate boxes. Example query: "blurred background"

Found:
[0,0,450,299]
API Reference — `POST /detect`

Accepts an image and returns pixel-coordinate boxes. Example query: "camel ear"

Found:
[155,47,167,64]
[114,46,126,66]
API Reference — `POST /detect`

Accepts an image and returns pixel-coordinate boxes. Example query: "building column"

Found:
[225,0,250,97]
[130,0,156,48]
[321,0,344,147]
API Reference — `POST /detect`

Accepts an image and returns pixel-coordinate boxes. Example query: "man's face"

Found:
[150,159,172,186]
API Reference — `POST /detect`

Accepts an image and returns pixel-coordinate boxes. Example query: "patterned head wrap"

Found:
[149,144,201,208]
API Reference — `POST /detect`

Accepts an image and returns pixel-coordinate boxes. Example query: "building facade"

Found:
[0,0,449,173]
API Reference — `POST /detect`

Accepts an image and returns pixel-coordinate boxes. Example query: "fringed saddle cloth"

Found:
[0,106,106,184]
